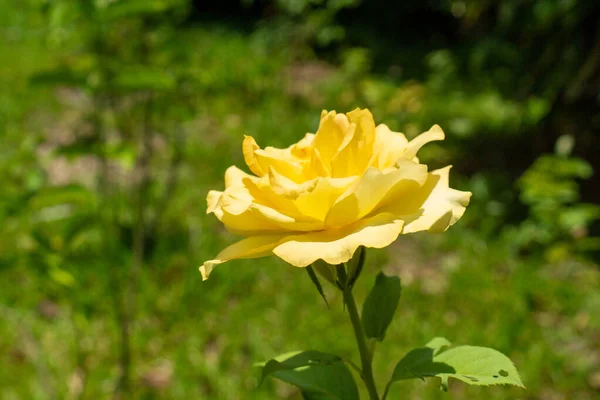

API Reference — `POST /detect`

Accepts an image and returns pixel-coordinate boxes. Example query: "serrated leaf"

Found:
[387,340,524,393]
[361,272,401,341]
[433,346,524,390]
[390,337,452,382]
[425,337,452,355]
[258,351,359,400]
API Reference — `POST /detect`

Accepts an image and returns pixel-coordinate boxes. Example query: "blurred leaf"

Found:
[258,350,358,400]
[54,137,102,159]
[29,67,88,87]
[28,185,97,212]
[554,134,575,157]
[361,272,401,341]
[559,204,600,231]
[101,0,182,20]
[113,66,176,91]
[49,266,76,287]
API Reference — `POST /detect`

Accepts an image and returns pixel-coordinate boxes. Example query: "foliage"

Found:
[0,0,599,399]
[513,135,600,261]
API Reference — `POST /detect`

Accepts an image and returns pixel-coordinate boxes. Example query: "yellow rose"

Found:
[201,108,471,280]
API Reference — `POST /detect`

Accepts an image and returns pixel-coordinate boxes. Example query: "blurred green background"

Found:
[1,0,599,399]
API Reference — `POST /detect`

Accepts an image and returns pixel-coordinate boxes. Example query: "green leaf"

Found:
[258,351,359,400]
[49,267,76,288]
[389,337,452,382]
[30,67,88,87]
[361,272,401,341]
[306,266,329,308]
[101,0,182,20]
[387,339,524,393]
[28,185,97,212]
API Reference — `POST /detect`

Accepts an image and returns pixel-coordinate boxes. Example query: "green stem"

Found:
[343,285,379,400]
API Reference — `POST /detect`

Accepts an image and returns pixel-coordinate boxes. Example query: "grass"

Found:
[1,227,599,399]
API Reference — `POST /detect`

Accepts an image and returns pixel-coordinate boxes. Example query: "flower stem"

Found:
[343,285,379,400]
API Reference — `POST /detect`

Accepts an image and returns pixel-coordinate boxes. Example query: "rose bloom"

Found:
[201,108,471,280]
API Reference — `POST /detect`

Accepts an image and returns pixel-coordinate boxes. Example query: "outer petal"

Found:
[324,160,428,227]
[243,136,265,176]
[243,136,306,182]
[402,125,445,160]
[200,234,286,280]
[206,190,222,214]
[213,186,321,234]
[272,212,404,267]
[217,202,322,235]
[375,166,471,233]
[225,165,256,188]
[402,166,471,233]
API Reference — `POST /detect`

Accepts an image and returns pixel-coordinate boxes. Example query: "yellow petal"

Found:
[214,187,284,234]
[293,176,356,221]
[254,147,305,182]
[305,147,330,178]
[372,124,409,169]
[217,200,321,235]
[290,133,315,159]
[402,166,471,233]
[272,212,404,267]
[243,135,265,176]
[245,175,304,217]
[330,108,376,177]
[376,166,471,233]
[268,167,318,199]
[325,160,428,227]
[402,125,445,160]
[225,166,255,188]
[216,181,324,234]
[312,110,349,167]
[250,202,323,231]
[206,190,222,214]
[200,234,285,280]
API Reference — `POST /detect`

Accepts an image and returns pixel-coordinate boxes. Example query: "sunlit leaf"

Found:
[387,339,524,392]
